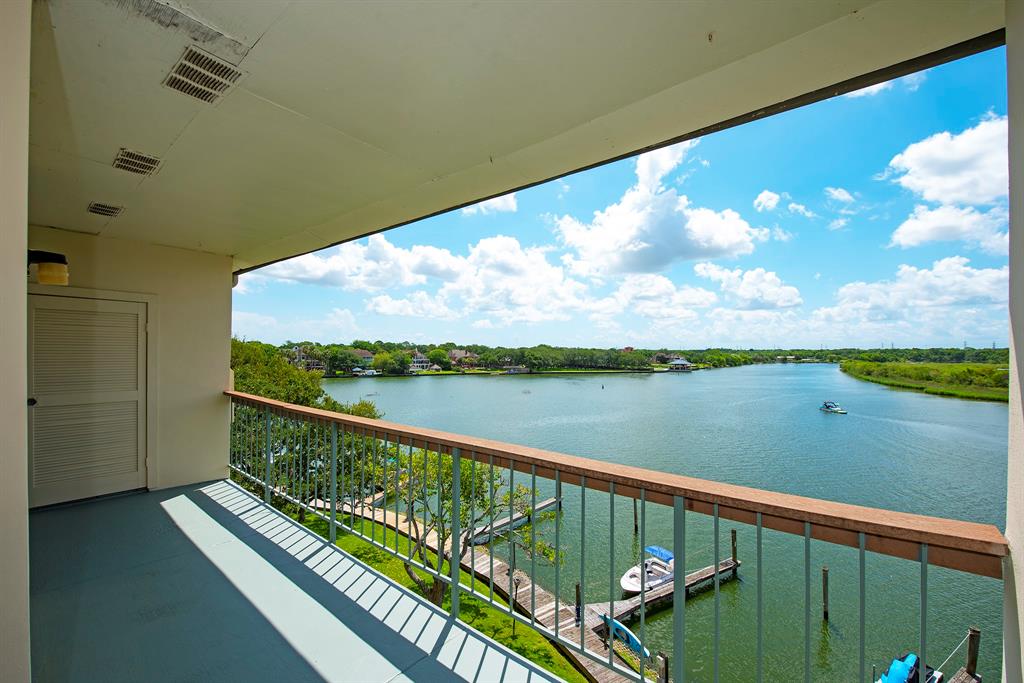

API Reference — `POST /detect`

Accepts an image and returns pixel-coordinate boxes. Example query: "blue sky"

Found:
[235,47,1009,349]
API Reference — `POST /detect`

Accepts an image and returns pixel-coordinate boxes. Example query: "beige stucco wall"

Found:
[28,226,233,490]
[1,1,31,681]
[1008,2,1024,681]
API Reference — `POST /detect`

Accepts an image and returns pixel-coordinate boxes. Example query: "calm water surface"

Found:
[324,364,1007,681]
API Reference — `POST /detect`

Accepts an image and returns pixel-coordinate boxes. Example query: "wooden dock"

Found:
[585,557,741,626]
[328,495,744,683]
[468,497,559,545]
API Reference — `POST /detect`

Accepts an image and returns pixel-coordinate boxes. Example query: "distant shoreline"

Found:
[840,361,1008,402]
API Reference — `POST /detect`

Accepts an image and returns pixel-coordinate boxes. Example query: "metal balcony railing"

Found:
[225,390,1007,683]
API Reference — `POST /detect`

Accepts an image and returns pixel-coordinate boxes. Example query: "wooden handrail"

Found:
[225,390,1008,578]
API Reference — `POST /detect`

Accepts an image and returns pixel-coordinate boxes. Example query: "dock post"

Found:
[965,626,980,676]
[574,583,581,627]
[731,528,738,577]
[556,478,562,509]
[633,498,639,535]
[657,652,669,683]
[822,566,830,622]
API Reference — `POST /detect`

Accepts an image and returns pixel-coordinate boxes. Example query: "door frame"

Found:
[28,284,159,491]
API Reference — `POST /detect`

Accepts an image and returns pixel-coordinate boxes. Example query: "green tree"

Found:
[427,348,452,370]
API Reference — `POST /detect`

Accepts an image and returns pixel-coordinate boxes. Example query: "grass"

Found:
[237,481,588,683]
[840,361,1009,402]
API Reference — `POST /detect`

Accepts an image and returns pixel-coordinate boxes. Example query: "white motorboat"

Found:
[620,545,674,594]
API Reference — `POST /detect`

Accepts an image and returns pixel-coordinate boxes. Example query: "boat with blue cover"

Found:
[620,545,674,594]
[876,652,943,683]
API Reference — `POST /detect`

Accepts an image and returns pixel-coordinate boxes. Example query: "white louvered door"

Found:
[28,295,147,507]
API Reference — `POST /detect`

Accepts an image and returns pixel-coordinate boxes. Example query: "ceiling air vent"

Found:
[87,202,124,218]
[113,148,161,176]
[163,46,243,104]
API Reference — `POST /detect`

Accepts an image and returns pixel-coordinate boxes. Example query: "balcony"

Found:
[29,479,563,682]
[220,390,1007,683]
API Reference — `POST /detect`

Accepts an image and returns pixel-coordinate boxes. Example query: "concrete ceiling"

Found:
[28,0,1004,272]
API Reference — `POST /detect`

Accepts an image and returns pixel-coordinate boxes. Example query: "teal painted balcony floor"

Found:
[29,479,564,683]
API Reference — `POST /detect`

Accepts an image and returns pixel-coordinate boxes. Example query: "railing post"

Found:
[264,406,271,503]
[450,447,461,619]
[330,422,338,544]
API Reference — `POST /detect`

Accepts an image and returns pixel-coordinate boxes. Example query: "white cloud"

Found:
[232,308,359,344]
[462,192,518,215]
[772,227,794,242]
[555,140,769,277]
[825,187,854,203]
[844,81,893,98]
[694,262,802,309]
[588,274,716,323]
[366,291,457,319]
[814,256,1007,324]
[788,202,816,218]
[889,204,1008,254]
[828,218,848,231]
[754,190,781,212]
[901,71,927,92]
[260,235,464,291]
[888,115,1008,205]
[472,319,495,329]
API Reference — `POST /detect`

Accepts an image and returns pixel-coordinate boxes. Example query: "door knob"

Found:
[27,398,37,406]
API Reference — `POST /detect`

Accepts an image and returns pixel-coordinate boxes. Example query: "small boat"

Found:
[620,545,674,594]
[876,652,942,683]
[820,400,847,414]
[600,613,651,659]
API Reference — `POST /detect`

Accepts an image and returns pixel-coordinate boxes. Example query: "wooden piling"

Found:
[965,626,980,676]
[822,566,830,621]
[575,582,582,626]
[657,652,669,683]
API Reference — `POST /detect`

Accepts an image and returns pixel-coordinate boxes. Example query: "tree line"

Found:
[271,337,1010,375]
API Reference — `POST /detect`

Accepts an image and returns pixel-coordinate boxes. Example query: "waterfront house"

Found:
[449,349,479,366]
[352,348,375,363]
[668,358,694,372]
[3,3,1021,683]
[411,351,431,371]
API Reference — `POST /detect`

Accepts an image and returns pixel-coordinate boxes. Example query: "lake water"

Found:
[324,364,1008,681]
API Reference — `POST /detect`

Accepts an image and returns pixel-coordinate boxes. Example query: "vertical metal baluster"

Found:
[489,454,495,604]
[580,475,586,652]
[757,512,763,683]
[342,421,350,532]
[382,432,389,547]
[554,469,561,640]
[314,420,321,517]
[360,427,367,537]
[804,522,811,683]
[395,435,402,554]
[330,422,338,543]
[531,464,537,628]
[422,441,428,565]
[673,496,685,683]
[304,418,311,517]
[508,462,515,617]
[714,503,720,683]
[437,445,443,576]
[470,453,476,595]
[608,481,615,668]
[920,543,928,683]
[405,436,412,557]
[859,532,866,683]
[264,406,272,503]
[639,488,647,682]
[451,448,461,619]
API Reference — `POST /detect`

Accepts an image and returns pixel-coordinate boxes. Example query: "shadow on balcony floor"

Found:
[30,479,563,682]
